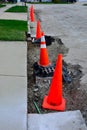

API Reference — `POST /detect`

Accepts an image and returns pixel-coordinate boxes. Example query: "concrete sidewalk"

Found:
[0,42,27,76]
[28,110,87,130]
[0,3,27,21]
[0,4,15,15]
[0,3,27,130]
[0,41,27,130]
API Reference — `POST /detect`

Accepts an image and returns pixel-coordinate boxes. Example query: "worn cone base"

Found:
[42,96,66,111]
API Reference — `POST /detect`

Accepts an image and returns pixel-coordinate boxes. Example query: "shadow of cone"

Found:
[42,54,66,111]
[36,21,41,39]
[39,32,51,67]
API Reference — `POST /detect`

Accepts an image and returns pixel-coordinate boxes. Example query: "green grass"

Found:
[83,4,87,6]
[5,5,27,13]
[0,4,6,8]
[0,19,27,41]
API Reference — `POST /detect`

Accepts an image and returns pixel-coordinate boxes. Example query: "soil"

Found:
[27,8,87,126]
[27,36,87,125]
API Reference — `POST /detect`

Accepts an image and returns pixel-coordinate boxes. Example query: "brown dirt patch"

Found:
[27,37,87,125]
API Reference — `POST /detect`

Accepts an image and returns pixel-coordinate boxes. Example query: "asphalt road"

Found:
[34,2,87,91]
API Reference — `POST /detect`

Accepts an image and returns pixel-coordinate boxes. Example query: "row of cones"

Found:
[28,5,41,39]
[28,5,66,111]
[40,33,66,111]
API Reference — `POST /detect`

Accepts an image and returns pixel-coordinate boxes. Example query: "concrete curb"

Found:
[28,110,87,130]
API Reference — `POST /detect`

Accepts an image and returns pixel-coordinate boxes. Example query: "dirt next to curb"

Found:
[27,7,87,126]
[27,37,87,125]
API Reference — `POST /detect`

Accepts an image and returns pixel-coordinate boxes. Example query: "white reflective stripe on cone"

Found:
[41,44,46,48]
[41,36,45,42]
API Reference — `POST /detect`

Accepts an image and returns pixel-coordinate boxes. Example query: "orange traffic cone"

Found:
[36,21,41,39]
[39,32,50,67]
[30,5,35,22]
[42,54,66,111]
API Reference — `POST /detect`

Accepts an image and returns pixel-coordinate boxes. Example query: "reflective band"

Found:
[41,36,45,42]
[41,44,46,48]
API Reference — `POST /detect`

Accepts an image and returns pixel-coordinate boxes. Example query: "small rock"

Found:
[34,93,39,98]
[43,80,48,83]
[77,87,80,90]
[33,85,39,88]
[38,84,42,88]
[33,88,39,92]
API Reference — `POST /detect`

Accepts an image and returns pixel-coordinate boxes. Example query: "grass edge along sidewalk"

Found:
[5,5,27,13]
[0,19,27,41]
[0,4,6,8]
